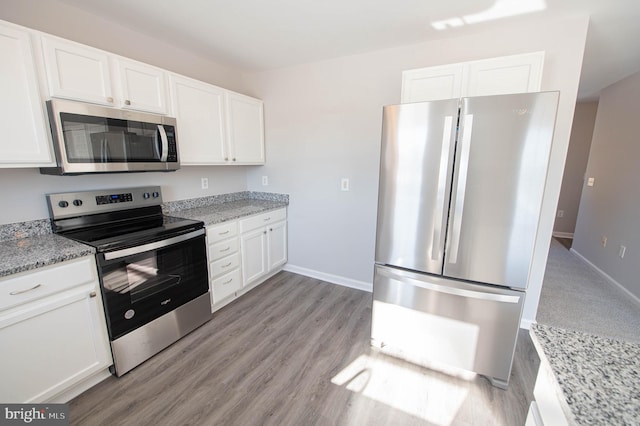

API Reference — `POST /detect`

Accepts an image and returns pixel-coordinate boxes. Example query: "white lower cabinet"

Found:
[240,208,288,288]
[206,208,288,312]
[0,257,112,403]
[206,221,242,311]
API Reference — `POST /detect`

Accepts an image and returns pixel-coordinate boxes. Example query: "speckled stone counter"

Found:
[165,192,289,226]
[0,191,288,279]
[531,323,640,425]
[0,233,94,278]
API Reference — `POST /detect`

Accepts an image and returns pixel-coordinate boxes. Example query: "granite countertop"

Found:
[0,192,288,279]
[531,323,640,425]
[0,233,95,278]
[169,199,288,226]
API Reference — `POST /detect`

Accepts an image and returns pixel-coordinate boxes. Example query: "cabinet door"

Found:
[42,36,115,106]
[0,284,112,403]
[267,220,288,271]
[170,75,227,164]
[0,23,53,166]
[401,64,464,103]
[465,52,544,97]
[117,58,168,114]
[240,227,268,286]
[225,92,265,164]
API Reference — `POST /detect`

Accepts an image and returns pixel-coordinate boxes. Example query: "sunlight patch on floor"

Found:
[331,354,470,425]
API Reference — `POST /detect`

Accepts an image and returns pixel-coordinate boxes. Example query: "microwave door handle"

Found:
[158,125,169,162]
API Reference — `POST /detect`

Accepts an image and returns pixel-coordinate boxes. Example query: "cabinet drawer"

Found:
[211,269,242,304]
[207,221,238,244]
[240,208,287,233]
[209,238,239,261]
[210,253,240,278]
[0,257,96,313]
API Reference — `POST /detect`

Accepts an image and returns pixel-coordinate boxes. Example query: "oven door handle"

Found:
[103,229,205,261]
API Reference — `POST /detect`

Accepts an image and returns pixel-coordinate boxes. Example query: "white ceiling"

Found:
[57,0,640,99]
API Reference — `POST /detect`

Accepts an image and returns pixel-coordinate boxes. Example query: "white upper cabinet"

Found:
[465,52,544,97]
[171,74,265,166]
[0,22,53,167]
[116,58,168,114]
[42,36,114,106]
[42,35,168,114]
[402,52,544,103]
[225,92,265,164]
[401,64,465,103]
[170,74,227,164]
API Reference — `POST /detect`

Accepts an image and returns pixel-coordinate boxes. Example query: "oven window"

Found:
[99,234,209,339]
[60,112,163,163]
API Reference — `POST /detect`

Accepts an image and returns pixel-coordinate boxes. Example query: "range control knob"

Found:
[58,200,69,208]
[143,192,150,199]
[73,199,83,207]
[152,191,160,198]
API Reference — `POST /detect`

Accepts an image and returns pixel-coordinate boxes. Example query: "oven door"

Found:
[96,229,208,340]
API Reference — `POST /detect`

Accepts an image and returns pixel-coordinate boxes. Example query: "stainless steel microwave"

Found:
[40,99,180,175]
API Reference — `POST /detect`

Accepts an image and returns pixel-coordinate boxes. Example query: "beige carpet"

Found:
[536,238,640,343]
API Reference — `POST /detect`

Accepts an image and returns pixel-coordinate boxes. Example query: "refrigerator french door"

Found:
[372,91,559,388]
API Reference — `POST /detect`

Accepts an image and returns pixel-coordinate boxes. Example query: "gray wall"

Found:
[0,1,590,324]
[244,15,590,324]
[573,70,640,301]
[0,0,253,224]
[554,101,598,236]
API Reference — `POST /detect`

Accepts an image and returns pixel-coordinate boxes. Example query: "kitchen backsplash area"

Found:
[0,191,288,243]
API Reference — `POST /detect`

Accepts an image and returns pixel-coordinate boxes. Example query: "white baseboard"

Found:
[283,264,373,292]
[552,232,574,239]
[570,248,640,307]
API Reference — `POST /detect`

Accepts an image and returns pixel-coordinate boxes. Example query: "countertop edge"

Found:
[529,328,578,426]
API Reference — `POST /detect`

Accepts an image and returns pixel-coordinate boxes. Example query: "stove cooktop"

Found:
[58,214,203,252]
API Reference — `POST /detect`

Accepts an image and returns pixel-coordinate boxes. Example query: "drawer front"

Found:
[240,208,287,233]
[207,221,238,244]
[0,257,96,312]
[210,253,240,278]
[211,269,242,304]
[209,238,239,261]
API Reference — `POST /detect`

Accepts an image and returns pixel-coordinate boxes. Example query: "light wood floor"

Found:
[70,272,539,425]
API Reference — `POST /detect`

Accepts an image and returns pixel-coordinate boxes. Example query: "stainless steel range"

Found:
[47,186,211,376]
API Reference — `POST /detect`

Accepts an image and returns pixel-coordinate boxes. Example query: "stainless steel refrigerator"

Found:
[372,91,559,389]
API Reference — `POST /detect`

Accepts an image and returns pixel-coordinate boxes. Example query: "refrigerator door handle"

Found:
[376,265,521,303]
[448,114,474,264]
[431,115,454,261]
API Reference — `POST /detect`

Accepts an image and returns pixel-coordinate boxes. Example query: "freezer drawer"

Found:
[371,265,524,389]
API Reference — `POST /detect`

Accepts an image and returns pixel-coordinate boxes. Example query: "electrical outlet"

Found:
[587,177,595,187]
[601,236,607,247]
[262,176,269,186]
[619,245,626,259]
[341,178,350,191]
[557,210,564,218]
[201,177,208,190]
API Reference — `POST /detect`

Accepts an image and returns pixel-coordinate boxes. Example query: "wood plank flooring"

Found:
[69,272,539,425]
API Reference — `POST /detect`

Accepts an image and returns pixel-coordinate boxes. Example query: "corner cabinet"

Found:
[170,74,265,166]
[401,51,544,103]
[0,21,53,167]
[0,257,112,403]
